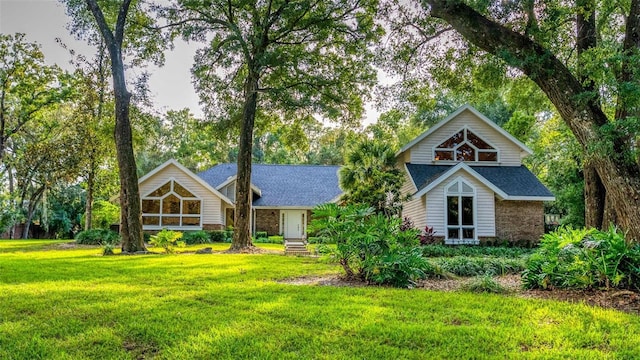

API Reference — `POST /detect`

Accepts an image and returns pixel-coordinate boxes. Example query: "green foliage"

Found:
[207,230,231,243]
[255,231,268,239]
[0,194,20,234]
[339,139,407,217]
[88,200,120,230]
[432,256,526,277]
[149,229,184,254]
[253,235,283,244]
[311,203,428,288]
[522,226,640,290]
[422,245,534,258]
[462,275,509,294]
[75,229,120,245]
[102,243,115,256]
[181,231,211,245]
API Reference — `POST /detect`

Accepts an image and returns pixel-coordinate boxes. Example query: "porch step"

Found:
[284,242,310,256]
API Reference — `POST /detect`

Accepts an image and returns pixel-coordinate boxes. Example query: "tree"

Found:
[166,0,381,250]
[339,139,407,217]
[63,0,167,252]
[0,33,70,164]
[387,0,640,240]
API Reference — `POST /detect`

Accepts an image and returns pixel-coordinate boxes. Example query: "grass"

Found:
[1,240,640,359]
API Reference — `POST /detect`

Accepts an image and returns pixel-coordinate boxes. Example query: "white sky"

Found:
[0,0,381,124]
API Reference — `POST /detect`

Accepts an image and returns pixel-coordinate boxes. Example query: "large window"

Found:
[142,180,202,229]
[434,128,498,162]
[446,179,476,244]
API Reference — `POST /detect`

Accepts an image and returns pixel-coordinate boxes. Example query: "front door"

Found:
[282,210,305,239]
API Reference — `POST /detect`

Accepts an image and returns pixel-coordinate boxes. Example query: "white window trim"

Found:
[432,126,501,164]
[443,177,479,245]
[142,178,203,230]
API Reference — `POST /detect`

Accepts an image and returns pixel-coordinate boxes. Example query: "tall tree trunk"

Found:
[576,0,606,230]
[426,0,640,241]
[85,0,144,252]
[85,168,94,230]
[230,69,259,251]
[21,185,45,239]
[584,162,605,228]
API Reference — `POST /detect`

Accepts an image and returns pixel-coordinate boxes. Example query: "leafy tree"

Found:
[339,139,407,217]
[63,0,168,252]
[164,0,382,250]
[0,33,71,165]
[394,0,640,240]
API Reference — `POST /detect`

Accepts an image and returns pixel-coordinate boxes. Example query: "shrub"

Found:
[255,231,268,239]
[102,243,115,256]
[311,203,428,288]
[419,226,439,245]
[150,229,184,254]
[182,230,211,245]
[432,256,525,277]
[422,245,534,259]
[522,226,640,290]
[462,275,508,294]
[208,230,226,243]
[75,229,120,245]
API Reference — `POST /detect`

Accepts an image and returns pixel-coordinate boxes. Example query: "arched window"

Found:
[141,180,202,229]
[445,178,476,244]
[434,128,498,162]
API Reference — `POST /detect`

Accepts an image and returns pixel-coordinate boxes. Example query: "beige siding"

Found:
[400,167,427,230]
[139,163,225,225]
[220,182,236,202]
[409,109,524,166]
[426,169,496,237]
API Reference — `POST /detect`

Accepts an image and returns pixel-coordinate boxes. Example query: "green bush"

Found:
[253,235,283,244]
[75,229,120,245]
[431,256,525,277]
[182,231,211,245]
[150,229,184,254]
[422,245,534,258]
[255,231,268,239]
[522,226,640,290]
[311,203,428,288]
[207,230,226,242]
[462,275,508,294]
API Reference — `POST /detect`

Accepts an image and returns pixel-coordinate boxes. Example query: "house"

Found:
[138,105,553,244]
[397,105,554,245]
[137,160,341,239]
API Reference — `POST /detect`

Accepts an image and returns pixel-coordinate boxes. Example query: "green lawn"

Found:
[1,240,639,359]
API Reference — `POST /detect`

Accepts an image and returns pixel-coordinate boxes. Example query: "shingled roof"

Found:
[197,164,342,207]
[405,163,554,199]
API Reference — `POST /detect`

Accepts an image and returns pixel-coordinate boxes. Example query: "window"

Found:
[434,128,498,162]
[445,179,477,244]
[142,180,202,228]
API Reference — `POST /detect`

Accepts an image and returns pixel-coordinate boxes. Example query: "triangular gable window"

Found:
[142,179,201,229]
[435,129,498,162]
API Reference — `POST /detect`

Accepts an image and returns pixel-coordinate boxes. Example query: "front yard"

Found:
[1,240,639,359]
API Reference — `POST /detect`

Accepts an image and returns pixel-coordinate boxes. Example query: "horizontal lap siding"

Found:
[426,170,495,237]
[400,169,427,230]
[409,110,523,166]
[139,164,224,225]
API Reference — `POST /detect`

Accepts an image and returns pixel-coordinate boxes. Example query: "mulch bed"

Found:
[280,274,640,315]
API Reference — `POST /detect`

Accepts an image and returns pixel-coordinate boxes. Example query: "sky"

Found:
[0,0,381,124]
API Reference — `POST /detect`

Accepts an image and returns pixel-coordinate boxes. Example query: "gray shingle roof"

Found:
[197,164,342,207]
[405,163,554,198]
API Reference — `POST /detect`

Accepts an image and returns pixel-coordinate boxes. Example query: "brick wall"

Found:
[255,209,280,235]
[203,224,223,231]
[495,200,544,243]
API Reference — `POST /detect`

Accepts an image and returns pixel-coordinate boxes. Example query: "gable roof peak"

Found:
[396,104,533,157]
